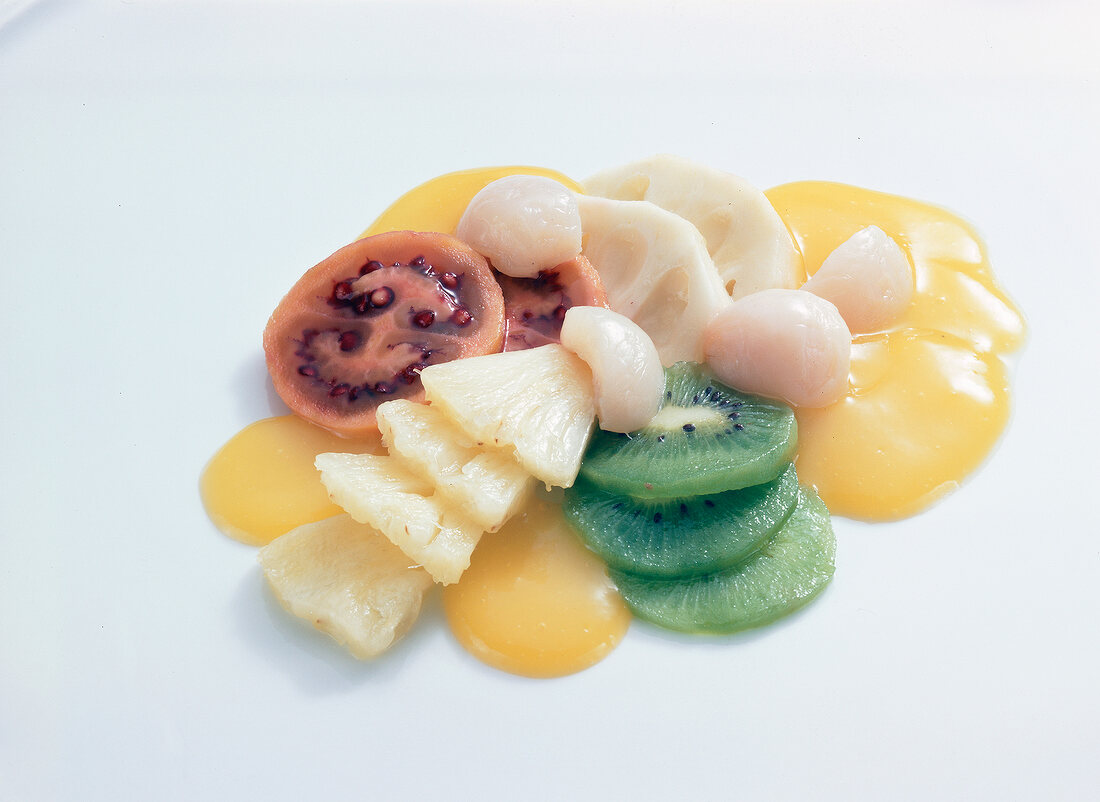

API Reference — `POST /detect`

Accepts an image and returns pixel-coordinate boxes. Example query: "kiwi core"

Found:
[647,403,725,431]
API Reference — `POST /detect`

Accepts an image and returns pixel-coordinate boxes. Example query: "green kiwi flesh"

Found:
[578,362,797,499]
[610,487,836,634]
[563,463,799,579]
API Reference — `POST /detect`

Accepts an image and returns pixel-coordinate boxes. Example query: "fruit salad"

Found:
[201,155,1025,678]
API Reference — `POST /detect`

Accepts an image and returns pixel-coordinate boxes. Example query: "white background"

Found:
[2,1,1098,799]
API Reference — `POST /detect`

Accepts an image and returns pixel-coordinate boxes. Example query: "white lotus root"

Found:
[703,289,852,408]
[456,175,582,278]
[574,194,732,366]
[560,306,664,433]
[802,225,914,333]
[584,154,803,299]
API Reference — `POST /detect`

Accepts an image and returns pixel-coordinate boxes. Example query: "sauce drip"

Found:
[362,165,583,239]
[201,415,383,546]
[442,492,631,678]
[765,181,1025,519]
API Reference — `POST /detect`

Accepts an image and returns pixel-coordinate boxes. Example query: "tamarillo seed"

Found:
[412,310,436,328]
[369,287,395,309]
[399,362,427,384]
[333,281,355,301]
[338,331,361,352]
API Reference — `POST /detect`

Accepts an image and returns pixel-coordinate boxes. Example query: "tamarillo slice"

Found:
[496,255,609,351]
[263,231,505,437]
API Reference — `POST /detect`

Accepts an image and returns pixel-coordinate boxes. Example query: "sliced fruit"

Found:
[497,255,609,351]
[559,305,663,433]
[361,166,583,239]
[456,175,582,278]
[442,490,631,678]
[611,487,836,634]
[703,288,852,408]
[258,514,434,658]
[376,398,533,532]
[584,154,804,298]
[579,362,797,499]
[575,194,731,365]
[419,344,596,489]
[200,415,385,546]
[315,452,484,585]
[263,231,505,437]
[564,463,799,579]
[801,225,914,334]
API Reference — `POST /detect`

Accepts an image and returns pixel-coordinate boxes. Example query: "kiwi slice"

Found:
[578,362,797,499]
[611,487,836,634]
[564,463,799,579]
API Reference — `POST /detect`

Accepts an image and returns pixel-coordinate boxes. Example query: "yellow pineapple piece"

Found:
[418,344,596,489]
[258,514,433,659]
[315,452,484,585]
[377,399,533,532]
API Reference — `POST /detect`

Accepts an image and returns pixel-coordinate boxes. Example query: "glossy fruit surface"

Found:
[559,305,663,433]
[362,166,583,238]
[456,174,582,277]
[498,255,608,351]
[264,231,505,436]
[611,487,836,634]
[579,363,797,499]
[564,463,799,578]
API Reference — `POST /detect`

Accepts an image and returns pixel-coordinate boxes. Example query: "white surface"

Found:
[2,1,1098,799]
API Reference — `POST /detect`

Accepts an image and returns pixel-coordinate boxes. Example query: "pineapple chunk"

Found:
[377,399,533,532]
[258,514,433,659]
[316,452,484,585]
[419,344,596,488]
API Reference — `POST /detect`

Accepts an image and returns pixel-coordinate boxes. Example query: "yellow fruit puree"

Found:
[360,166,583,240]
[201,164,1024,677]
[766,181,1025,519]
[201,415,383,546]
[442,492,631,678]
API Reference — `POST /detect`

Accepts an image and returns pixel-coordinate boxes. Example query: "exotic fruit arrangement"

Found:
[201,155,1026,678]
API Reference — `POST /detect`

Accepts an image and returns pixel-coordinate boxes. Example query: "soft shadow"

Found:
[627,582,838,651]
[232,352,290,421]
[0,0,74,44]
[233,566,446,694]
